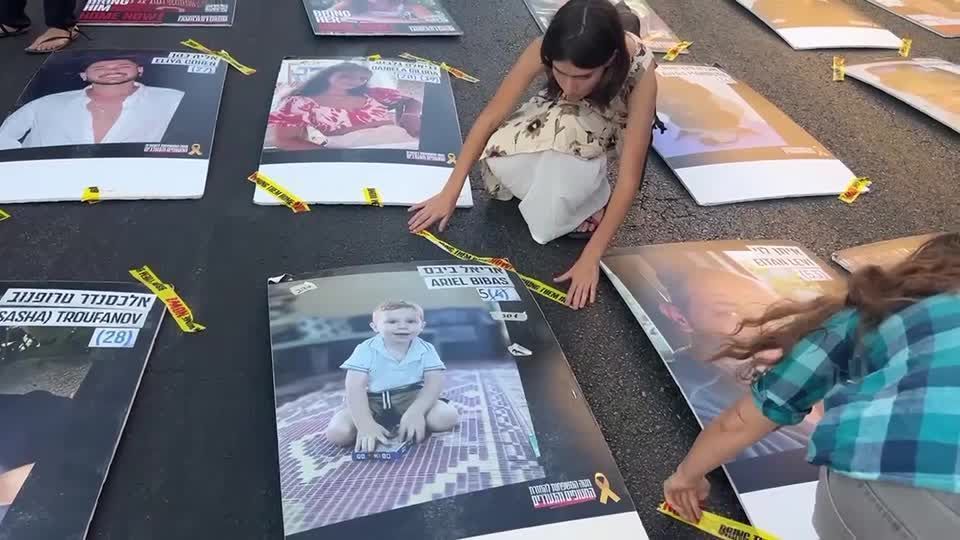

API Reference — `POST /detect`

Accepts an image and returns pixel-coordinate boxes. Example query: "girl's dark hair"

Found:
[541,0,631,107]
[294,62,372,97]
[717,232,960,379]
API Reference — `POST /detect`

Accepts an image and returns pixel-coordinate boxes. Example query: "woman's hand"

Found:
[399,112,421,137]
[408,188,459,233]
[554,254,600,310]
[663,469,710,523]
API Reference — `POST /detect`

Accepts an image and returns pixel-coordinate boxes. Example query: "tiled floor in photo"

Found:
[275,366,545,535]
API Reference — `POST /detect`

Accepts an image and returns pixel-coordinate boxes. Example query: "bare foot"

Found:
[574,207,605,233]
[25,27,74,53]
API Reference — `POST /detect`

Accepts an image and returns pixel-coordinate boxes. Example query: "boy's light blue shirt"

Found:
[340,335,445,393]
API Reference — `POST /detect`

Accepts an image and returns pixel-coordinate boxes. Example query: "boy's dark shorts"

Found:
[367,383,449,429]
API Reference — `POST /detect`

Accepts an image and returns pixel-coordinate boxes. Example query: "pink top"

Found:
[268,87,405,135]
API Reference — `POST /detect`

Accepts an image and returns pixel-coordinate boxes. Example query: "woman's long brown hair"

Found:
[717,232,960,376]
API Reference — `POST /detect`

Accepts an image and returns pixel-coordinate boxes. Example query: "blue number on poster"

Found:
[477,287,521,302]
[89,327,140,348]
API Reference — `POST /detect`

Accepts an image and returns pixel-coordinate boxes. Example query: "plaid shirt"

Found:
[752,293,960,493]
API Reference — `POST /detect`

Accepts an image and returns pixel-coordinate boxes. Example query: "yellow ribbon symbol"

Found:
[188,144,203,156]
[899,38,912,58]
[447,153,457,165]
[594,473,621,504]
[0,209,10,222]
[832,56,845,82]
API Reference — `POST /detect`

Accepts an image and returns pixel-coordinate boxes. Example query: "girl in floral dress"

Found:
[408,0,659,310]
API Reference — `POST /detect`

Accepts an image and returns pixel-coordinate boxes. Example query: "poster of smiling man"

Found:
[302,0,461,36]
[651,64,855,205]
[79,0,237,26]
[0,282,164,540]
[734,0,902,49]
[0,49,227,204]
[255,57,471,207]
[602,240,847,540]
[266,261,647,539]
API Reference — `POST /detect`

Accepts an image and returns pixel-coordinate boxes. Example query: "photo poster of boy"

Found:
[0,49,228,204]
[522,0,684,53]
[846,58,960,134]
[832,233,942,272]
[266,261,648,539]
[734,0,902,49]
[651,65,854,206]
[601,240,847,538]
[864,0,960,38]
[256,57,473,208]
[301,0,462,36]
[78,0,237,27]
[0,282,164,539]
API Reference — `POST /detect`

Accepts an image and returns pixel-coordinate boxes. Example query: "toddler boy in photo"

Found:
[325,300,460,452]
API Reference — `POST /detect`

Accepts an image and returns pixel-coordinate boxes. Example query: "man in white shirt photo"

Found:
[0,57,185,150]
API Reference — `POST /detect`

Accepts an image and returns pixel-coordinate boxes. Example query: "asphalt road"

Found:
[1,0,958,539]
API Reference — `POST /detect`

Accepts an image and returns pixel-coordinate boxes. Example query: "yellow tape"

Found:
[367,54,382,61]
[416,231,570,307]
[832,56,845,82]
[82,186,101,203]
[839,177,872,204]
[248,172,311,213]
[398,52,479,83]
[363,187,383,207]
[899,38,912,58]
[0,209,10,222]
[663,41,692,62]
[181,39,256,75]
[658,503,780,540]
[129,265,206,333]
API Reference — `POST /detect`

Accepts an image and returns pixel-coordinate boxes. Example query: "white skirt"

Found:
[484,150,610,245]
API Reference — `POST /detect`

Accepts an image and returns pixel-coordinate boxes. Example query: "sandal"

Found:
[0,24,31,38]
[25,26,89,55]
[566,213,603,240]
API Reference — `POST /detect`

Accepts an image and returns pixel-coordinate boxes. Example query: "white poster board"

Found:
[735,0,902,49]
[255,57,472,207]
[652,65,855,205]
[863,0,960,38]
[602,240,847,539]
[0,49,227,203]
[845,57,960,133]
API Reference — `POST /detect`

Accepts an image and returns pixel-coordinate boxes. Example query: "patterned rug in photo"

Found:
[275,366,546,535]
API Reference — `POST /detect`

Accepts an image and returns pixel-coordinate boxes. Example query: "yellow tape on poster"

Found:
[832,56,845,82]
[416,231,569,306]
[658,503,780,540]
[363,187,383,207]
[899,38,912,58]
[398,52,479,83]
[129,266,206,333]
[663,41,692,62]
[0,209,10,222]
[82,187,101,203]
[248,172,311,213]
[839,177,871,204]
[181,39,256,75]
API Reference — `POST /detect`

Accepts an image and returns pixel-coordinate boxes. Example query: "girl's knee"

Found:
[325,416,356,446]
[428,401,460,432]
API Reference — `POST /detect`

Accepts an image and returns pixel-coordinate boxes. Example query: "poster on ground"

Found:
[256,57,472,207]
[863,0,960,38]
[652,64,854,205]
[266,261,647,539]
[845,57,960,134]
[0,282,164,539]
[301,0,461,36]
[601,240,846,540]
[832,233,941,271]
[734,0,902,49]
[79,0,237,26]
[0,49,227,204]
[521,0,684,52]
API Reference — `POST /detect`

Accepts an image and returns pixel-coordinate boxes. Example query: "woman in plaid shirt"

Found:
[664,232,960,539]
